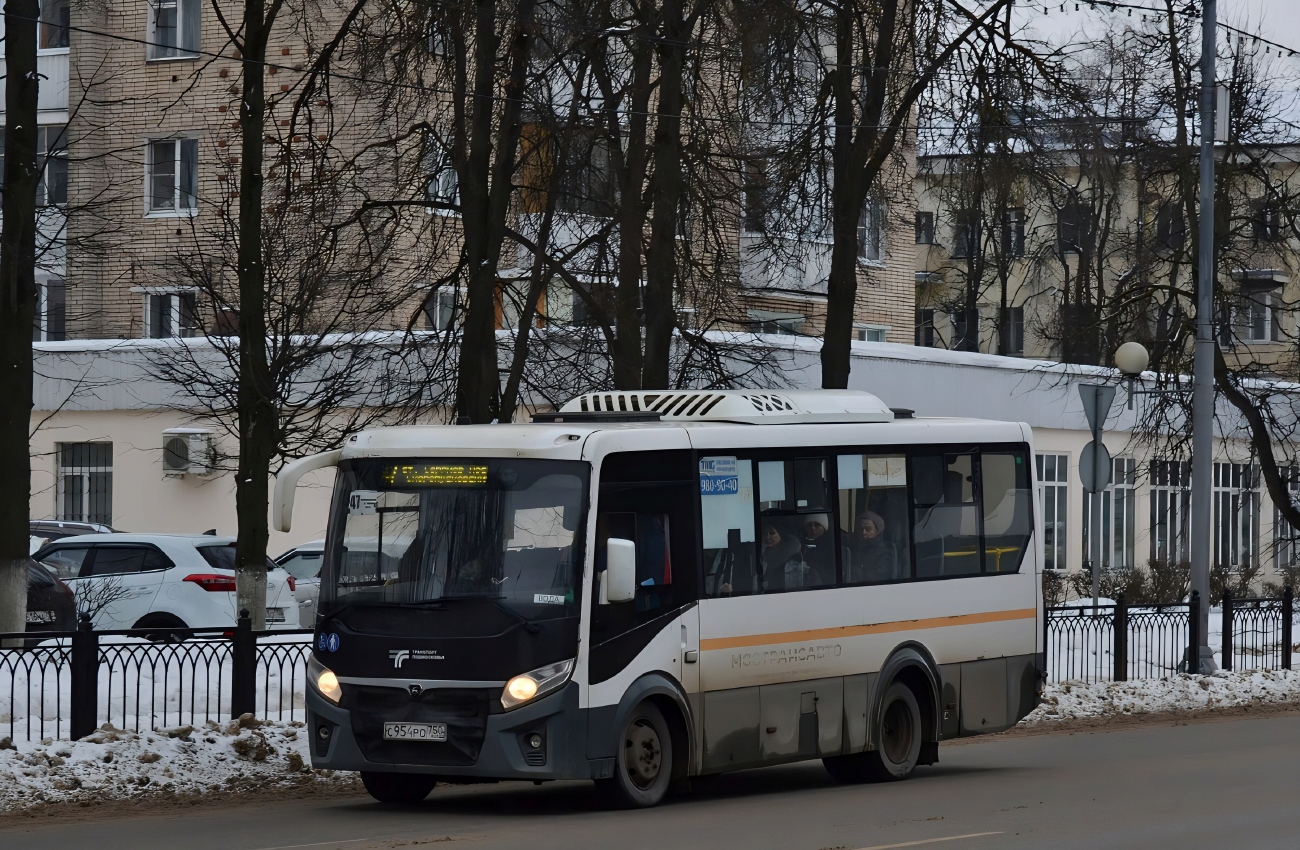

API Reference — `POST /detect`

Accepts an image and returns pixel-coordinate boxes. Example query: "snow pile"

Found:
[1026,668,1300,724]
[0,714,350,813]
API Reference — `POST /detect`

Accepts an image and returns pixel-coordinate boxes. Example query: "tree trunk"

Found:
[610,36,653,391]
[454,0,535,423]
[642,0,689,390]
[234,0,277,630]
[0,0,41,640]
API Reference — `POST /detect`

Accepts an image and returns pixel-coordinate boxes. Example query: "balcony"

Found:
[0,51,71,115]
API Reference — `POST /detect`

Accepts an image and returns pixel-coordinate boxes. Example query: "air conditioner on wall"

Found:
[161,428,215,478]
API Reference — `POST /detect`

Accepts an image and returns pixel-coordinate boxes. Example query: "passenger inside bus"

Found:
[846,511,899,582]
[799,514,836,587]
[759,520,804,591]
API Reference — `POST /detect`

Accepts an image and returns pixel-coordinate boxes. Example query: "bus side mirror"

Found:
[603,538,637,604]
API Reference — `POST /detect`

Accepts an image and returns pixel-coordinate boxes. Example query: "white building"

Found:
[28,336,1295,582]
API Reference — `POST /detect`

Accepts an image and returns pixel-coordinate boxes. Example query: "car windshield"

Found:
[320,458,588,617]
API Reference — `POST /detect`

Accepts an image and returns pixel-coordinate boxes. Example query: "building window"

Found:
[56,443,113,525]
[748,310,803,335]
[1273,469,1300,571]
[915,211,935,244]
[950,308,978,352]
[1252,204,1282,242]
[32,278,66,341]
[1154,201,1186,250]
[146,138,198,214]
[915,309,936,347]
[38,0,70,50]
[148,0,201,60]
[1083,457,1137,571]
[951,209,980,258]
[1229,291,1280,344]
[1036,453,1069,572]
[1150,459,1191,567]
[741,160,770,234]
[37,125,68,207]
[554,132,616,217]
[1001,305,1024,355]
[423,136,459,210]
[854,324,888,342]
[1057,201,1087,254]
[857,197,885,262]
[1001,208,1025,257]
[144,290,198,338]
[1213,462,1259,569]
[421,286,460,331]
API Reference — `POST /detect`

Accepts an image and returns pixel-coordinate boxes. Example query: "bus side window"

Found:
[838,454,910,583]
[700,456,757,597]
[912,452,983,577]
[980,451,1032,572]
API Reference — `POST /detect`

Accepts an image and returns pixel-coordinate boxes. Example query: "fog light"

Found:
[528,733,542,749]
[318,725,331,740]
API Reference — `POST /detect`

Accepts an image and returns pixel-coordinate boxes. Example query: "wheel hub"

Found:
[624,719,662,789]
[881,698,914,765]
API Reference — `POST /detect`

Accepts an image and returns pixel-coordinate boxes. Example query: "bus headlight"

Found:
[501,659,574,710]
[308,654,342,704]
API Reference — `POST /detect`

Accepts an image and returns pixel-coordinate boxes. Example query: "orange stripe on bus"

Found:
[698,607,1038,652]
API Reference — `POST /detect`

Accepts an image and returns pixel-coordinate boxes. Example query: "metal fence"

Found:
[1046,587,1295,683]
[1,613,311,743]
[5,589,1296,742]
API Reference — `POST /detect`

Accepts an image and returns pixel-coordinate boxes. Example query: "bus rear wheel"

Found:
[597,701,674,808]
[823,682,923,783]
[360,771,437,804]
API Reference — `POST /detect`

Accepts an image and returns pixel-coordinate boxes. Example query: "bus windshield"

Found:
[320,458,588,617]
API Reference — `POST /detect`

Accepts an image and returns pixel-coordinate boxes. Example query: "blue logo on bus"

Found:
[319,633,340,652]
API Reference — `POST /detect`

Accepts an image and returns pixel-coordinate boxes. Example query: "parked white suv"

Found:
[33,534,300,631]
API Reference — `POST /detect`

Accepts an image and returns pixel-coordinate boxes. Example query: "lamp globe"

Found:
[1114,341,1150,376]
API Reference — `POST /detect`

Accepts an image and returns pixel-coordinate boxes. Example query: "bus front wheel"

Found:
[823,681,923,783]
[597,701,674,808]
[360,771,437,804]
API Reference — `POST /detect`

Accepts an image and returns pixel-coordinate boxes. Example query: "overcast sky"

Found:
[1016,0,1300,56]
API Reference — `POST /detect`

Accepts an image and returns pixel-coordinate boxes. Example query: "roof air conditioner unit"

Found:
[162,428,215,478]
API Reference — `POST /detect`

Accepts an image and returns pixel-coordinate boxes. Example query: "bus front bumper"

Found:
[305,681,597,781]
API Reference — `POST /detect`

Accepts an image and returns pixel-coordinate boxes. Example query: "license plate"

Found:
[383,722,447,742]
[265,607,286,623]
[25,610,55,624]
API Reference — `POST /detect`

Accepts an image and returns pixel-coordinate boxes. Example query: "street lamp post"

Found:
[1190,0,1218,674]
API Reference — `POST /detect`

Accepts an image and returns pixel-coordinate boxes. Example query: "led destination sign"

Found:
[381,463,489,487]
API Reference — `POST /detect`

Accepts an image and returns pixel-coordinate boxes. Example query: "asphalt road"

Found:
[4,712,1298,850]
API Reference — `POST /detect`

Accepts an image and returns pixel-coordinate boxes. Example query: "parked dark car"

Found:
[26,558,76,644]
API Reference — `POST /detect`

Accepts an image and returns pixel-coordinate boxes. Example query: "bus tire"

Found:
[823,681,923,783]
[360,771,437,804]
[596,701,674,808]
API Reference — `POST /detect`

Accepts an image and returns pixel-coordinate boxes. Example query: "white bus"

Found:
[276,389,1043,807]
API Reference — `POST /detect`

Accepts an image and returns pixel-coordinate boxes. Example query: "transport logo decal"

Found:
[389,648,446,668]
[318,633,340,652]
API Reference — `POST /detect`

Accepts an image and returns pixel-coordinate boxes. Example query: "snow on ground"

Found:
[0,714,351,813]
[1026,668,1300,724]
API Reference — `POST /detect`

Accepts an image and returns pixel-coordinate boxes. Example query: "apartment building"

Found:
[912,144,1300,371]
[1,1,916,346]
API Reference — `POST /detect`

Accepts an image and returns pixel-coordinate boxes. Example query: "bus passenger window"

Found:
[912,452,982,577]
[980,452,1032,572]
[838,454,910,583]
[699,457,758,597]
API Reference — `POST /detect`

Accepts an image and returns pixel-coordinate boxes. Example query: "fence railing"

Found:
[1,611,311,744]
[1046,586,1296,683]
[5,590,1296,741]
